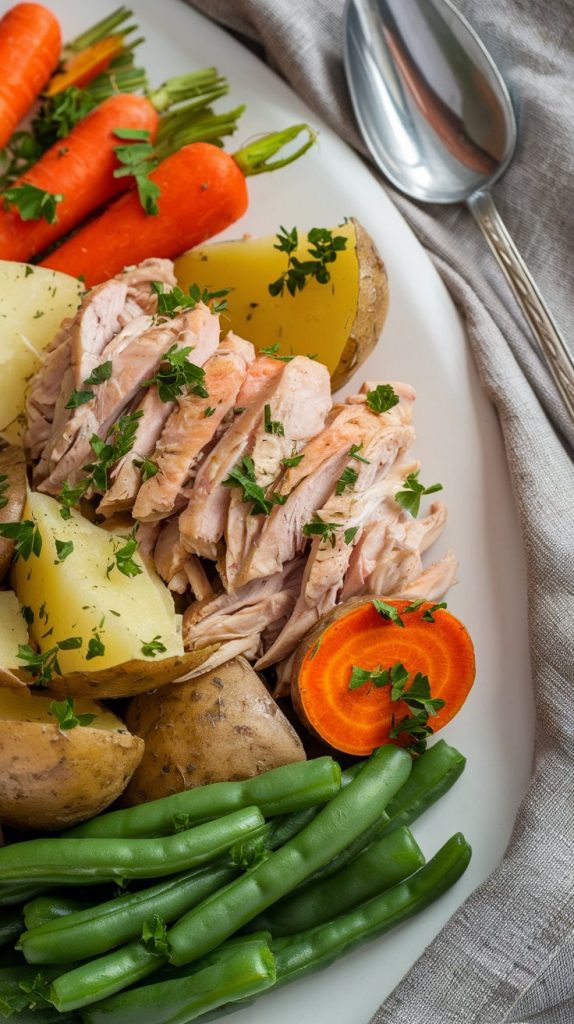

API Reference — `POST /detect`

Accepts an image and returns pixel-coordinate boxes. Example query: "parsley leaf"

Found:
[141,635,167,658]
[302,515,339,547]
[204,406,215,418]
[366,384,400,415]
[372,599,405,628]
[84,361,112,386]
[65,388,93,409]
[264,403,284,436]
[348,664,389,690]
[403,598,425,613]
[0,520,42,561]
[144,345,208,404]
[83,410,143,492]
[282,453,304,468]
[335,466,358,496]
[401,671,445,716]
[134,456,159,482]
[223,456,272,516]
[111,536,142,578]
[49,695,96,730]
[3,183,63,223]
[421,602,448,623]
[58,479,89,520]
[152,281,229,317]
[269,225,347,297]
[394,471,443,517]
[87,633,105,660]
[54,539,74,563]
[344,526,359,545]
[113,128,160,215]
[348,443,370,464]
[389,710,434,755]
[17,636,80,687]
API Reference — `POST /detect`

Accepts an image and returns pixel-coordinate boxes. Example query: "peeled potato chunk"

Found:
[12,491,184,675]
[175,218,388,390]
[0,686,144,831]
[0,263,83,443]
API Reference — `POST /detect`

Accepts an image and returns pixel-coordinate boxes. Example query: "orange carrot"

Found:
[0,93,159,263]
[40,125,316,285]
[45,34,127,96]
[292,599,476,756]
[0,3,62,149]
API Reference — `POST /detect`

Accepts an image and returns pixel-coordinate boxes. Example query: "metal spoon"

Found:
[343,0,574,421]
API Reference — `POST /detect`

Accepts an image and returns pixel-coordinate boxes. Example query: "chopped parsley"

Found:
[372,598,405,628]
[348,443,370,464]
[348,658,445,754]
[302,515,339,548]
[335,466,358,496]
[17,636,81,687]
[268,225,348,297]
[222,456,273,516]
[263,403,284,436]
[108,535,142,578]
[134,456,159,482]
[151,281,229,317]
[394,470,443,517]
[83,410,143,492]
[0,520,42,561]
[3,183,63,223]
[49,695,97,730]
[86,633,105,660]
[58,480,89,520]
[141,635,167,658]
[421,602,448,623]
[344,526,359,545]
[366,384,400,415]
[113,127,160,216]
[54,539,74,563]
[282,453,304,468]
[144,345,208,404]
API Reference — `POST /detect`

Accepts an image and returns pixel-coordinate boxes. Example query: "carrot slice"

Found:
[0,3,61,149]
[292,599,476,756]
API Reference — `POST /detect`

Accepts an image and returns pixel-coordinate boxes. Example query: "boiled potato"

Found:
[0,686,144,831]
[0,591,29,688]
[123,657,305,805]
[0,263,83,443]
[175,218,388,390]
[12,491,184,675]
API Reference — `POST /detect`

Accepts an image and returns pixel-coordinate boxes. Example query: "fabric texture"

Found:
[186,1,574,1021]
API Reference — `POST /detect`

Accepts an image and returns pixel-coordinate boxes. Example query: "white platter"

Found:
[1,0,535,1019]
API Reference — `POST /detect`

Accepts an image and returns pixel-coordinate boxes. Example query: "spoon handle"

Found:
[467,188,574,422]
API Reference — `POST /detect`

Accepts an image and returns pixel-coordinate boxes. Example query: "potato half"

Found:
[175,218,389,390]
[122,657,305,805]
[0,687,144,831]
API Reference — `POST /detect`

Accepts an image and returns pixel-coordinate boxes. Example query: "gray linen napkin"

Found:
[187,2,574,1021]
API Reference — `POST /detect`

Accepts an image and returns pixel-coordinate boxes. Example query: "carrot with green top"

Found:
[40,125,316,285]
[292,598,476,756]
[0,72,238,262]
[0,4,62,149]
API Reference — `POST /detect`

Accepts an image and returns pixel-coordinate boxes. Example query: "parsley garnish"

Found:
[3,183,63,223]
[49,696,96,730]
[223,456,272,516]
[204,407,215,418]
[344,526,359,545]
[282,453,304,468]
[348,659,445,754]
[372,599,405,628]
[366,384,400,415]
[17,636,81,687]
[65,389,93,409]
[65,360,113,409]
[421,602,448,623]
[302,515,339,547]
[87,633,105,660]
[151,281,229,317]
[54,539,74,563]
[141,635,167,658]
[394,470,443,517]
[108,535,142,578]
[268,225,348,297]
[348,443,370,464]
[0,473,9,510]
[0,520,42,561]
[83,410,143,492]
[134,456,159,482]
[335,466,358,496]
[264,403,284,436]
[403,599,425,613]
[113,127,160,216]
[259,342,296,363]
[144,345,208,404]
[58,480,89,519]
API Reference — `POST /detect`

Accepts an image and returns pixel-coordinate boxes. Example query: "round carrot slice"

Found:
[291,599,476,756]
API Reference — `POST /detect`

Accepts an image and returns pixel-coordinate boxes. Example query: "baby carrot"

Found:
[0,3,62,148]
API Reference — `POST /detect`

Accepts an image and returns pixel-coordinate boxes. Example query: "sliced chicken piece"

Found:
[132,333,255,523]
[257,420,416,668]
[153,518,214,598]
[98,387,172,516]
[365,501,449,596]
[387,548,458,602]
[71,279,128,386]
[115,258,177,316]
[225,356,332,588]
[134,520,161,568]
[177,355,289,559]
[38,304,220,495]
[239,388,415,587]
[346,380,417,405]
[183,559,304,652]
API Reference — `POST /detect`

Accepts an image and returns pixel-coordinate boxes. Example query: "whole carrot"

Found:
[0,3,62,148]
[41,125,316,285]
[0,71,234,262]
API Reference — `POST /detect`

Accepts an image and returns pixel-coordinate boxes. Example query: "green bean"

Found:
[0,807,264,885]
[0,964,64,1017]
[167,744,412,966]
[21,863,239,965]
[68,758,341,839]
[50,939,167,1013]
[249,826,425,936]
[264,761,365,852]
[0,882,49,907]
[80,941,276,1024]
[383,739,466,831]
[24,894,97,931]
[0,905,23,946]
[272,833,471,986]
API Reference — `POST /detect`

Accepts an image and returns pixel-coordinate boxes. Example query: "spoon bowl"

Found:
[344,0,574,421]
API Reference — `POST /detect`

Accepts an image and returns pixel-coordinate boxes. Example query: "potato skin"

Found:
[0,720,144,831]
[123,657,306,805]
[48,646,220,699]
[330,220,389,392]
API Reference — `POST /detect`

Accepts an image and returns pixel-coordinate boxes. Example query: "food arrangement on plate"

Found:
[0,4,478,1022]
